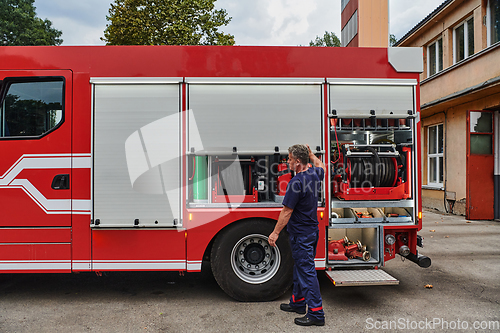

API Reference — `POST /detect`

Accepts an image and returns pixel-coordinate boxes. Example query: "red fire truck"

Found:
[0,45,430,301]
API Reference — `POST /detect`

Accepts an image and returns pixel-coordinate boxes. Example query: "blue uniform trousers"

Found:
[288,230,325,321]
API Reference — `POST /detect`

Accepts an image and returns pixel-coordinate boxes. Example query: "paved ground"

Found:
[0,209,499,332]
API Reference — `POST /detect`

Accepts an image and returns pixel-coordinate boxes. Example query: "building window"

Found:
[0,79,64,138]
[454,16,474,63]
[470,112,493,155]
[488,0,500,46]
[341,10,358,47]
[427,38,443,76]
[428,124,444,187]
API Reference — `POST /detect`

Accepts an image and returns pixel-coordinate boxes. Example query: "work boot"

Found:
[294,315,325,326]
[280,303,306,314]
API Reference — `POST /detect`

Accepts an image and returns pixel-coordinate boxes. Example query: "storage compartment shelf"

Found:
[383,207,412,223]
[331,199,414,208]
[330,206,413,224]
[330,208,357,223]
[352,208,385,223]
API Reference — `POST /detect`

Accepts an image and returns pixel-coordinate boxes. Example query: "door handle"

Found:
[51,174,70,190]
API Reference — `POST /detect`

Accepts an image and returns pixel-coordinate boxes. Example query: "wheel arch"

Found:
[208,217,293,301]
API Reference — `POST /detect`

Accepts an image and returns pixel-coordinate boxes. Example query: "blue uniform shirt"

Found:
[282,166,324,236]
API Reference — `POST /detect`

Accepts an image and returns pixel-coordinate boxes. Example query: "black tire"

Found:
[211,219,293,301]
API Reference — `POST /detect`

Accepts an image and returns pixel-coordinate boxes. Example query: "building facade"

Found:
[396,0,500,220]
[341,0,389,47]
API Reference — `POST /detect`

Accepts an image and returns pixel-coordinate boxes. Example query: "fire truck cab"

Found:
[0,46,429,301]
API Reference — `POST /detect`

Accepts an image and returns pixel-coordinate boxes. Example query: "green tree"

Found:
[0,0,62,46]
[390,34,397,46]
[309,31,340,47]
[102,0,234,45]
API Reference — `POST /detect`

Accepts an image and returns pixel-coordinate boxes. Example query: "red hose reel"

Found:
[332,144,412,200]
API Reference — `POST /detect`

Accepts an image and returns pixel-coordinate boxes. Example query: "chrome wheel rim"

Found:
[230,234,281,284]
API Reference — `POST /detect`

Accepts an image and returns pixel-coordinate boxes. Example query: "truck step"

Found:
[325,269,399,286]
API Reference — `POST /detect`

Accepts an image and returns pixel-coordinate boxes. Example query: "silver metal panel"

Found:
[330,84,414,118]
[93,84,180,227]
[388,47,424,73]
[188,84,322,154]
[325,269,399,286]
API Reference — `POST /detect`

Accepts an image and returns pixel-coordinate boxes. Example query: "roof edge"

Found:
[394,0,454,46]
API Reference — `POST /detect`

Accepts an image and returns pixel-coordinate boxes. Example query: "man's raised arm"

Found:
[307,144,326,173]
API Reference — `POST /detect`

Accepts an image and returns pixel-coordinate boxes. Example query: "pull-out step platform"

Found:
[325,269,399,286]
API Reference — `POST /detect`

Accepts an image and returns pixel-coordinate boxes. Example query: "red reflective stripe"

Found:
[292,295,295,302]
[310,306,323,312]
[296,298,305,302]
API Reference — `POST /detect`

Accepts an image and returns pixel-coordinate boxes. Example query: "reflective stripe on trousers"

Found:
[289,230,325,321]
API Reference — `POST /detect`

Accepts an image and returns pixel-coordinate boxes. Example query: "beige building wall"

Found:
[358,0,389,47]
[420,47,500,106]
[398,0,500,216]
[445,108,467,215]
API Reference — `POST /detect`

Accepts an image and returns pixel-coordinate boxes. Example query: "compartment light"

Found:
[189,213,193,221]
[418,211,422,220]
[320,211,324,219]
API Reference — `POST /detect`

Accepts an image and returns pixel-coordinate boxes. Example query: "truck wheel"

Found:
[211,219,293,301]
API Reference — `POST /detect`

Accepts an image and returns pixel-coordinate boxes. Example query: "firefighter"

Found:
[268,144,326,327]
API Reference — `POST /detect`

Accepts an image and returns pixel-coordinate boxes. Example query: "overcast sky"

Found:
[34,0,444,46]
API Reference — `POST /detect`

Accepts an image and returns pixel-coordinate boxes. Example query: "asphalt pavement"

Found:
[0,209,499,332]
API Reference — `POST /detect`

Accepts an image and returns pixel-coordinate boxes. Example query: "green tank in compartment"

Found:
[193,156,208,202]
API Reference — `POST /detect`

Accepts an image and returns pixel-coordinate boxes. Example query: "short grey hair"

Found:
[288,144,309,165]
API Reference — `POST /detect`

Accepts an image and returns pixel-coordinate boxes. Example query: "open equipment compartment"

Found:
[187,153,300,207]
[328,78,417,205]
[327,225,382,266]
[326,78,420,270]
[330,122,414,202]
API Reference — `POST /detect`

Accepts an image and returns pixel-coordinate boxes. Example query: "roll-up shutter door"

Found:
[188,84,323,155]
[93,83,181,227]
[329,82,415,118]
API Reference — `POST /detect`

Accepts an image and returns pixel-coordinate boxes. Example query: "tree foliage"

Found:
[309,31,340,47]
[102,0,234,45]
[390,34,397,46]
[0,0,62,46]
